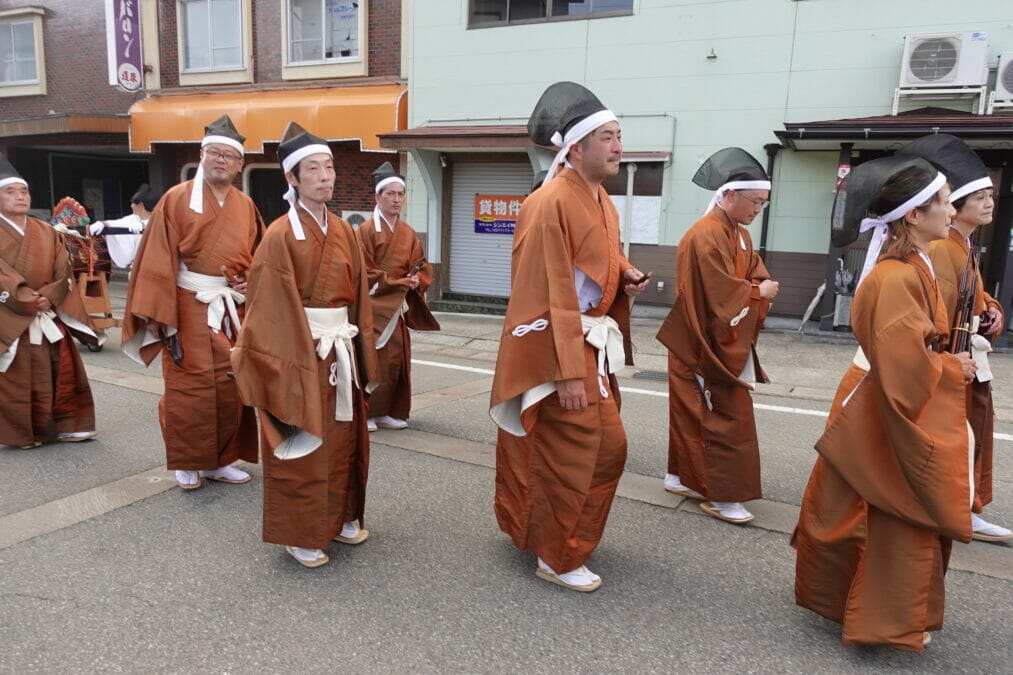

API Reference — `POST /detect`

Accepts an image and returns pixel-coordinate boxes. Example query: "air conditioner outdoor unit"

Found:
[899,31,989,88]
[994,52,1013,102]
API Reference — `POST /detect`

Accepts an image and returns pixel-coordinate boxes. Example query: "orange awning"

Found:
[128,83,407,153]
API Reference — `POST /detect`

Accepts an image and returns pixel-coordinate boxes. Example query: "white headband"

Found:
[542,109,618,184]
[0,176,27,189]
[281,144,334,238]
[282,144,332,173]
[856,171,946,288]
[189,134,246,214]
[375,175,406,194]
[950,176,993,203]
[201,134,245,154]
[706,179,772,214]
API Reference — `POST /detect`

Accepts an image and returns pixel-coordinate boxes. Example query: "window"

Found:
[288,0,360,64]
[0,20,36,83]
[470,0,632,27]
[0,7,45,96]
[181,0,243,71]
[282,0,367,80]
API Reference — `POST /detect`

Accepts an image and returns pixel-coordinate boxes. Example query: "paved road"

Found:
[1,291,1010,672]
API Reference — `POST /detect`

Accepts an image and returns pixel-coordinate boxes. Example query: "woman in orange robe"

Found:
[792,156,976,652]
[900,133,1010,542]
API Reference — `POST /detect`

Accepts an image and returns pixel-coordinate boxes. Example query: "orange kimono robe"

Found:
[929,227,999,512]
[1,217,100,446]
[121,180,263,470]
[355,214,437,420]
[489,167,635,574]
[232,208,378,548]
[792,252,972,653]
[656,209,771,502]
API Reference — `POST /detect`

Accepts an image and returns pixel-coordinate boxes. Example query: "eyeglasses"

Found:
[739,194,770,209]
[204,148,243,162]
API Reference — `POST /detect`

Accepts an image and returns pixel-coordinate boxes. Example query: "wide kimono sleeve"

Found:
[660,224,765,386]
[0,252,38,319]
[815,270,972,541]
[355,223,407,299]
[120,188,185,364]
[489,201,586,435]
[231,227,326,438]
[35,231,71,309]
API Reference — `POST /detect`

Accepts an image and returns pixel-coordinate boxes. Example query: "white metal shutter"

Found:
[449,161,533,296]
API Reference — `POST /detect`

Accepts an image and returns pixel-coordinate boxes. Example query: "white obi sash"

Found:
[29,310,64,345]
[305,306,361,423]
[176,269,244,333]
[581,314,624,398]
[1,307,103,373]
[490,313,626,437]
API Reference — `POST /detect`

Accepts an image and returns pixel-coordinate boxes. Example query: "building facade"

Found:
[385,0,1013,322]
[0,1,409,225]
[131,0,409,224]
[0,1,151,221]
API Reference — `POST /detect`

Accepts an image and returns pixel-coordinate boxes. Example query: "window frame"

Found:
[176,0,253,86]
[0,7,45,97]
[281,0,367,80]
[467,0,634,29]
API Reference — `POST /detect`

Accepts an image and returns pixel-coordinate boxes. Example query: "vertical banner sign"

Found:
[105,0,144,92]
[474,195,524,235]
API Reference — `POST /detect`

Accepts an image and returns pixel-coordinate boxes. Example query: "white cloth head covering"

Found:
[278,121,333,240]
[189,116,246,214]
[856,171,946,288]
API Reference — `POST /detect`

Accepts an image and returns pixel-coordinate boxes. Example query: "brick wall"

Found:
[157,0,402,88]
[253,0,281,81]
[158,0,180,87]
[0,1,138,119]
[367,0,401,78]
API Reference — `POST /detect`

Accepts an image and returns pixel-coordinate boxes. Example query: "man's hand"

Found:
[221,265,248,294]
[146,320,166,337]
[555,378,588,411]
[406,274,421,290]
[623,268,649,297]
[956,351,978,383]
[34,293,52,313]
[758,279,779,301]
[984,307,1004,336]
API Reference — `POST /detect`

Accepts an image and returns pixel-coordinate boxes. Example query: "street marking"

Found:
[0,466,175,551]
[413,358,1013,439]
[413,360,834,417]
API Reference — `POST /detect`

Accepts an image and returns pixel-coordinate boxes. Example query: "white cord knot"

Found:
[511,318,549,337]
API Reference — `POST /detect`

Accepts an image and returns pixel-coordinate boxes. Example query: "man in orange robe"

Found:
[232,123,378,568]
[656,148,778,525]
[900,133,1010,542]
[0,154,101,448]
[489,82,649,592]
[355,161,438,433]
[793,156,974,652]
[122,116,263,490]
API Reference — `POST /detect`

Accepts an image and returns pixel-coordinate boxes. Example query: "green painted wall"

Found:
[404,0,1013,253]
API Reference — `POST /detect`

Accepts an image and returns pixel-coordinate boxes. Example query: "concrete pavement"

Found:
[1,283,1010,672]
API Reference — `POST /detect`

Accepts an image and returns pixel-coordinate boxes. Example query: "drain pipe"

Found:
[758,143,782,262]
[623,162,637,259]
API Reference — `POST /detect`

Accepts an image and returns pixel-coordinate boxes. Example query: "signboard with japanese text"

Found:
[105,0,144,92]
[474,194,524,235]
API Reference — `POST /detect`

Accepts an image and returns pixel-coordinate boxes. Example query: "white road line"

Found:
[413,359,831,417]
[413,358,1013,438]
